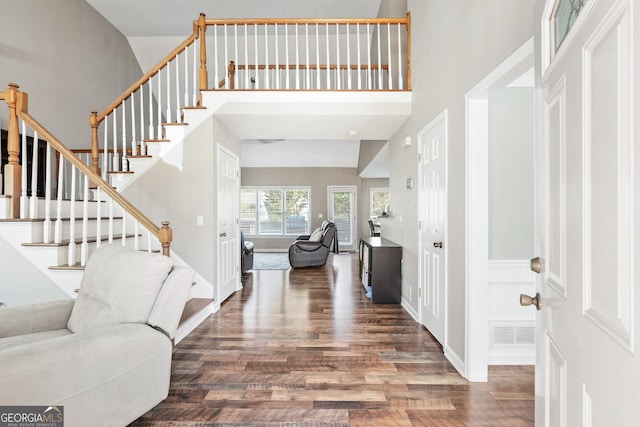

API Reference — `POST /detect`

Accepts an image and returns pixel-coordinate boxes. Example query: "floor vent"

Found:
[491,325,535,345]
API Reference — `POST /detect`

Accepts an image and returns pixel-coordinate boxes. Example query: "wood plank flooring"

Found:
[131,253,534,426]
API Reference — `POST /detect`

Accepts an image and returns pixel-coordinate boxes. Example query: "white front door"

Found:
[534,0,638,425]
[217,145,240,303]
[418,110,447,346]
[328,186,356,252]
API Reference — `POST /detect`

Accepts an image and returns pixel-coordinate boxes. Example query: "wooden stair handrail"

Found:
[203,17,409,26]
[95,23,200,124]
[10,88,173,256]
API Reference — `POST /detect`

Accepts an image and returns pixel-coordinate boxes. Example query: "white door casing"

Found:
[418,110,448,346]
[217,145,240,304]
[328,186,356,252]
[535,0,638,425]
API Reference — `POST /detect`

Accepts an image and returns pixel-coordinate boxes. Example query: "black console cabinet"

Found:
[359,237,402,304]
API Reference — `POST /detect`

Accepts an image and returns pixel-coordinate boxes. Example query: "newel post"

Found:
[228,61,236,90]
[4,83,24,218]
[159,221,173,257]
[198,13,208,93]
[89,111,101,176]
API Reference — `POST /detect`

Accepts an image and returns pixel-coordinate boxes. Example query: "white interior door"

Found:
[534,0,638,425]
[328,186,356,252]
[418,111,447,346]
[217,145,240,303]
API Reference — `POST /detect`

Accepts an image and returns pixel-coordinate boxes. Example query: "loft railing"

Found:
[88,13,411,177]
[0,83,173,264]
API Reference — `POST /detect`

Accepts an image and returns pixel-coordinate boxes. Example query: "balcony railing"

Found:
[87,14,411,178]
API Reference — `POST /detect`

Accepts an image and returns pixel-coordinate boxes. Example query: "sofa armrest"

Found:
[147,267,195,339]
[296,234,311,241]
[292,241,324,252]
[0,299,75,339]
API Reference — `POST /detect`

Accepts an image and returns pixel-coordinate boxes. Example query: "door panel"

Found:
[328,186,356,252]
[418,111,446,345]
[217,145,239,303]
[535,0,638,425]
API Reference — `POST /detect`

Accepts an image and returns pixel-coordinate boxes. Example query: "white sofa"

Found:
[0,244,195,427]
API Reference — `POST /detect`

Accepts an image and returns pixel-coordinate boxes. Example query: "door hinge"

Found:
[418,287,422,298]
[418,220,422,230]
[418,153,421,163]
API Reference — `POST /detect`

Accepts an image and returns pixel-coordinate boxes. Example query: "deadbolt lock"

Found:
[530,257,541,274]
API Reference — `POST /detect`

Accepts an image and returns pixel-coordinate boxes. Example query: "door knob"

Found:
[219,232,227,237]
[520,293,541,310]
[433,241,443,248]
[530,257,541,274]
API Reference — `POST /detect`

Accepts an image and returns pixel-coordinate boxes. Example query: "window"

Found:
[553,0,587,51]
[240,187,310,236]
[370,188,390,217]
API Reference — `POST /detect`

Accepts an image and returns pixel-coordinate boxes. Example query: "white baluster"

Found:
[387,23,393,90]
[149,75,155,139]
[140,85,146,156]
[147,229,152,253]
[213,24,219,90]
[54,154,64,243]
[264,24,269,89]
[166,62,172,123]
[336,23,341,90]
[346,23,351,90]
[398,23,403,90]
[254,23,259,89]
[244,24,249,89]
[81,175,89,266]
[325,24,330,89]
[112,106,119,171]
[377,23,382,89]
[43,142,52,243]
[20,121,27,218]
[234,24,239,88]
[131,91,137,157]
[285,24,290,89]
[103,115,108,179]
[157,70,163,138]
[96,187,102,249]
[121,100,127,171]
[223,24,229,89]
[29,130,39,219]
[108,195,114,244]
[184,46,190,108]
[175,53,181,121]
[357,23,362,90]
[295,23,300,89]
[313,24,318,89]
[275,23,280,89]
[367,23,372,90]
[68,164,77,266]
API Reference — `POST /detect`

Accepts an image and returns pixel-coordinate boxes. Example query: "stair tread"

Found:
[126,155,153,159]
[179,298,214,327]
[143,139,170,143]
[107,170,135,174]
[162,122,189,126]
[181,106,206,110]
[49,263,84,271]
[22,233,139,247]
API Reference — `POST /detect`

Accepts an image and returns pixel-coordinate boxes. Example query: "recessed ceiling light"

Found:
[348,130,358,136]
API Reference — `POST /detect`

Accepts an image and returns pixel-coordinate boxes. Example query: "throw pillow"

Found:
[309,228,323,242]
[67,244,173,333]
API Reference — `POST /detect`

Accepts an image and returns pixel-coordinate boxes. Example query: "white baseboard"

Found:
[444,345,466,379]
[401,299,419,322]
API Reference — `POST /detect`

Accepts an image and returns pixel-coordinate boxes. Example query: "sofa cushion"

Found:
[0,329,72,352]
[67,245,173,333]
[309,228,323,241]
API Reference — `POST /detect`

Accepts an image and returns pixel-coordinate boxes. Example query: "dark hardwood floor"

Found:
[131,253,534,426]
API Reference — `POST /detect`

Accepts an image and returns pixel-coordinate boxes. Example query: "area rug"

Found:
[252,253,291,270]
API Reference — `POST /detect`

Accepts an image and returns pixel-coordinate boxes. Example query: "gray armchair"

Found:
[288,220,337,268]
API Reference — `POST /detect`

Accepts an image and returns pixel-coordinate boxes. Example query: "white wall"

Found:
[122,117,240,289]
[0,0,143,148]
[489,87,534,260]
[385,0,535,367]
